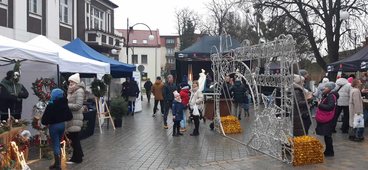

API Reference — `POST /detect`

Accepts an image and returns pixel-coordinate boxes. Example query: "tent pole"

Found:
[57,64,60,87]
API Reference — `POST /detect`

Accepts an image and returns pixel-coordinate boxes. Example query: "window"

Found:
[60,0,72,24]
[166,38,175,44]
[141,55,147,64]
[167,48,174,55]
[142,40,147,44]
[91,7,105,30]
[132,40,137,44]
[167,58,175,64]
[0,0,8,5]
[132,55,138,64]
[29,0,42,15]
[85,3,90,29]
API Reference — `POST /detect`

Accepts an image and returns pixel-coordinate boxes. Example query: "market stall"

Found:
[27,35,110,75]
[0,35,60,168]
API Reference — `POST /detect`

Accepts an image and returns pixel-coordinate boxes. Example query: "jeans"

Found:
[164,100,173,126]
[180,109,187,128]
[49,122,65,155]
[67,132,83,162]
[153,100,164,115]
[232,103,245,117]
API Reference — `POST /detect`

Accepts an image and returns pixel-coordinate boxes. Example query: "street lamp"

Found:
[125,18,155,64]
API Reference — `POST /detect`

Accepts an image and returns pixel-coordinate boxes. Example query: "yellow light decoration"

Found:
[221,116,242,134]
[292,136,324,166]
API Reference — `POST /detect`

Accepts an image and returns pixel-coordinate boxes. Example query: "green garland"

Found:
[103,74,112,85]
[91,79,107,97]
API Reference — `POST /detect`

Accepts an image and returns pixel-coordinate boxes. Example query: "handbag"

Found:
[315,94,336,123]
[353,113,365,128]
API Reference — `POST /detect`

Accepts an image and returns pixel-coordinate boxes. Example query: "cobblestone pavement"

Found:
[29,99,368,170]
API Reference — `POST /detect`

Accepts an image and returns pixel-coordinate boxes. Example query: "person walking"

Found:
[66,73,85,164]
[128,78,140,116]
[349,79,365,141]
[41,88,73,170]
[189,81,204,136]
[293,75,311,136]
[144,78,153,103]
[333,76,351,133]
[315,82,338,157]
[172,91,184,136]
[163,75,177,129]
[121,78,130,101]
[230,78,248,120]
[152,77,164,117]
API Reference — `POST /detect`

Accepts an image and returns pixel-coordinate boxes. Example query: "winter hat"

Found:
[299,70,308,77]
[324,82,336,90]
[293,74,305,84]
[49,88,64,104]
[347,77,353,84]
[68,73,80,84]
[182,85,189,90]
[156,76,161,80]
[173,90,181,101]
[322,78,329,83]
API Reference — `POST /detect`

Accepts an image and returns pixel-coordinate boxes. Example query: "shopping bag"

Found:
[192,104,200,116]
[353,113,365,128]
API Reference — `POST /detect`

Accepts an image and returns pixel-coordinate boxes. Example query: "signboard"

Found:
[132,71,142,112]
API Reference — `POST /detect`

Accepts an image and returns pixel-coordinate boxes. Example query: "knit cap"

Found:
[68,73,80,84]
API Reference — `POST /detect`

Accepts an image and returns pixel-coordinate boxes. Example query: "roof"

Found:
[327,46,368,72]
[101,0,119,8]
[116,29,160,47]
[0,35,59,65]
[27,35,110,74]
[63,38,135,78]
[175,35,241,61]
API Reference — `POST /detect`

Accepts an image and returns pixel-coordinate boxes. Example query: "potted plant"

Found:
[109,97,127,127]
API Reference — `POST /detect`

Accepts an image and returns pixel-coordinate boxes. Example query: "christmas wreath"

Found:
[31,78,57,102]
[91,79,107,97]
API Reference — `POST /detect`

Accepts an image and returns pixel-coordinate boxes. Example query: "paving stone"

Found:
[28,99,368,170]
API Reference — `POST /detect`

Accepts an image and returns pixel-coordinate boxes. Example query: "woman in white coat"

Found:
[189,81,204,136]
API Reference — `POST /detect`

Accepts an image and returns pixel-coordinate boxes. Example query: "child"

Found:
[42,88,73,170]
[180,86,190,132]
[172,91,184,136]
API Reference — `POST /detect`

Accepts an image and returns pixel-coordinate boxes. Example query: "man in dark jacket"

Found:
[0,71,29,120]
[121,78,131,101]
[128,78,140,116]
[144,78,153,103]
[163,75,177,129]
[230,79,248,120]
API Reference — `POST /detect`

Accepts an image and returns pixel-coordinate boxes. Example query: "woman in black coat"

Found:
[42,88,73,169]
[316,82,338,157]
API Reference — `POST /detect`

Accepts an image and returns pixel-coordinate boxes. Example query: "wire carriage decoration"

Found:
[210,34,298,163]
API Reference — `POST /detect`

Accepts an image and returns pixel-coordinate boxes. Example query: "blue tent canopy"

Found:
[63,38,135,78]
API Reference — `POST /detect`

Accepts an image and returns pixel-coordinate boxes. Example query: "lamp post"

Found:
[125,18,155,64]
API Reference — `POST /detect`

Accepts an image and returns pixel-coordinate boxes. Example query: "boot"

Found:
[49,154,61,170]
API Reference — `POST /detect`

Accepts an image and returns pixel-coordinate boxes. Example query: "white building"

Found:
[116,29,161,81]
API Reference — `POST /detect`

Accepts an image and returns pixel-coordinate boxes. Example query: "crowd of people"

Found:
[292,71,367,158]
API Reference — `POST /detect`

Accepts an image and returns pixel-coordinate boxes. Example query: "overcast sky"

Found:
[110,0,212,35]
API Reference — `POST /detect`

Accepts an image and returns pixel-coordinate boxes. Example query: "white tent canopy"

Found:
[0,35,59,65]
[27,35,110,74]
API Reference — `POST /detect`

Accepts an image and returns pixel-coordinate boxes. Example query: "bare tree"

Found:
[175,8,201,50]
[206,0,239,35]
[248,0,368,71]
